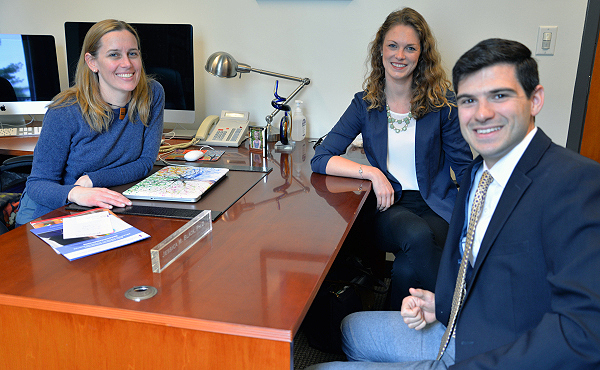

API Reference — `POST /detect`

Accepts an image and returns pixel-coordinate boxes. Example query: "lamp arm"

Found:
[265,77,311,125]
[250,67,306,83]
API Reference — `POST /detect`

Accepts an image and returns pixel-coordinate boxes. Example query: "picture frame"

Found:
[248,125,266,154]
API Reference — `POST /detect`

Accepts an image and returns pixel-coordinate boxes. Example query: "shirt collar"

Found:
[481,127,538,188]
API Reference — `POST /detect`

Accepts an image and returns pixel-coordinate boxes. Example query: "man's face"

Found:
[456,63,544,168]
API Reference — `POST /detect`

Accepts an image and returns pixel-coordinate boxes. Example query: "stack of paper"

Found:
[30,208,150,261]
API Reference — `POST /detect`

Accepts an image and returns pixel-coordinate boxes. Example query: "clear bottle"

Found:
[291,100,307,142]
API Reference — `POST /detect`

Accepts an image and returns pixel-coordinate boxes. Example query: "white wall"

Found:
[0,0,589,145]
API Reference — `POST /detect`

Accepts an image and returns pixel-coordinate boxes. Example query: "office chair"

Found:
[0,154,33,234]
[1,155,33,193]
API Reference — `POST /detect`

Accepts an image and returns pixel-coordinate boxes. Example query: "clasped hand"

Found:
[368,167,394,212]
[401,288,438,330]
[67,175,132,209]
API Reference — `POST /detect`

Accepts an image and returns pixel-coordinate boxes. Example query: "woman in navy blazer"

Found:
[311,8,472,309]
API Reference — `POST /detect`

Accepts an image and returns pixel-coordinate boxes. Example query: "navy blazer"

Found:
[311,91,472,222]
[435,129,600,368]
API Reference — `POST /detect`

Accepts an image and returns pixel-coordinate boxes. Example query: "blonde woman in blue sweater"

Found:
[16,19,164,225]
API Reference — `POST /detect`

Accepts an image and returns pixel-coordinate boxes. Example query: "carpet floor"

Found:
[293,278,390,369]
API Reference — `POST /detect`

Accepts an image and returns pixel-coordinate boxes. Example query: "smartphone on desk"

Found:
[193,110,249,147]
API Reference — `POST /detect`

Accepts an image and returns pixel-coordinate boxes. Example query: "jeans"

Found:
[305,311,454,370]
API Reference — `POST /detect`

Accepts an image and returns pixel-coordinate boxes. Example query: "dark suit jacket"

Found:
[435,129,600,368]
[311,91,473,222]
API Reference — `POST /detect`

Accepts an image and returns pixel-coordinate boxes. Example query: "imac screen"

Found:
[0,34,61,125]
[64,22,195,124]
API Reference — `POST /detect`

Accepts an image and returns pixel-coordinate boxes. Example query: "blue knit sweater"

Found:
[16,80,165,224]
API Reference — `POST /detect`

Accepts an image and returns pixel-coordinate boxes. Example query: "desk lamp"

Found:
[205,51,310,142]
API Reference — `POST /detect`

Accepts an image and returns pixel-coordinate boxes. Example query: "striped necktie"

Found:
[437,170,494,360]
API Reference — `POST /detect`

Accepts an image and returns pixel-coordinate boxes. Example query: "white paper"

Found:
[62,210,114,239]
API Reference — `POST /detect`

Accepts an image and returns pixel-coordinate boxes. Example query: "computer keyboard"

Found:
[0,126,42,137]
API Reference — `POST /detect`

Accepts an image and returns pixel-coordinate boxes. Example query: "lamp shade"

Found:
[205,52,239,78]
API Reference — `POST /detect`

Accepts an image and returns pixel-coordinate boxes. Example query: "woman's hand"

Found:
[363,166,395,211]
[401,288,438,330]
[74,175,93,188]
[324,157,395,211]
[68,186,132,209]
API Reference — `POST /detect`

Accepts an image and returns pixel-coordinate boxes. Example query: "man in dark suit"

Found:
[309,38,600,369]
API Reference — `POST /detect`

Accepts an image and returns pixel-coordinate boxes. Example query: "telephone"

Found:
[194,110,250,147]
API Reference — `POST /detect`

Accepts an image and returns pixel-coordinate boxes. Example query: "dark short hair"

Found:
[452,38,539,97]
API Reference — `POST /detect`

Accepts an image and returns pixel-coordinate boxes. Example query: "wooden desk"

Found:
[0,135,38,156]
[0,139,370,369]
[0,121,42,156]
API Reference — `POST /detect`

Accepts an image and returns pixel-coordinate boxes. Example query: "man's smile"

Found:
[475,127,502,135]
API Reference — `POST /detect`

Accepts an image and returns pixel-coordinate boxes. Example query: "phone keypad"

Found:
[212,127,243,143]
[228,127,242,142]
[213,129,227,141]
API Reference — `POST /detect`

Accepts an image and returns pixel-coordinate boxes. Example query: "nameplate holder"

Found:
[150,210,212,273]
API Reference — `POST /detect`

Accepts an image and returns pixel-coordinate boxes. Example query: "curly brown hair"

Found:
[363,8,453,118]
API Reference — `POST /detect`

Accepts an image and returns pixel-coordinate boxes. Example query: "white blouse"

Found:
[387,109,419,191]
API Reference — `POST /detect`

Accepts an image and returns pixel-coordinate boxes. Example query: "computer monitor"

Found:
[0,34,61,125]
[64,22,195,125]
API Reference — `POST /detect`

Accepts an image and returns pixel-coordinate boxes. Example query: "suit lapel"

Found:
[470,130,552,280]
[472,170,531,273]
[370,108,389,172]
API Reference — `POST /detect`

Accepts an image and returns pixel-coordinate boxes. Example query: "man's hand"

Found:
[401,288,438,330]
[68,186,132,209]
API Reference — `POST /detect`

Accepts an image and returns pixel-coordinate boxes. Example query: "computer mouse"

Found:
[183,150,203,161]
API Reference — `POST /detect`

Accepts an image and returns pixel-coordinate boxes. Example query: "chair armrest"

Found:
[2,154,34,166]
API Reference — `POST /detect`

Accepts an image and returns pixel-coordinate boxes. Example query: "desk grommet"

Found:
[125,285,158,301]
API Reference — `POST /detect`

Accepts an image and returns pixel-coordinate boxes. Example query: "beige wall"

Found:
[0,0,588,145]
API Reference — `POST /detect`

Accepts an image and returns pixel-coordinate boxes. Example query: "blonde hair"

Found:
[363,8,453,118]
[50,19,154,132]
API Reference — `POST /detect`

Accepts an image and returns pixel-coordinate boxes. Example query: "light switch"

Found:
[542,32,552,49]
[536,26,558,55]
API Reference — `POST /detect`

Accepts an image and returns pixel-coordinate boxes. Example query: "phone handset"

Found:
[195,115,220,141]
[159,114,222,153]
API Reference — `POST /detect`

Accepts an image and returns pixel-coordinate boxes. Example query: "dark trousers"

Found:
[343,190,448,310]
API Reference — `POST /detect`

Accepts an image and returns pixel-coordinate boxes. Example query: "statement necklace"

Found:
[386,105,413,133]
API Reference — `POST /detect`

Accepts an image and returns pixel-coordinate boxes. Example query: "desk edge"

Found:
[0,293,293,342]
